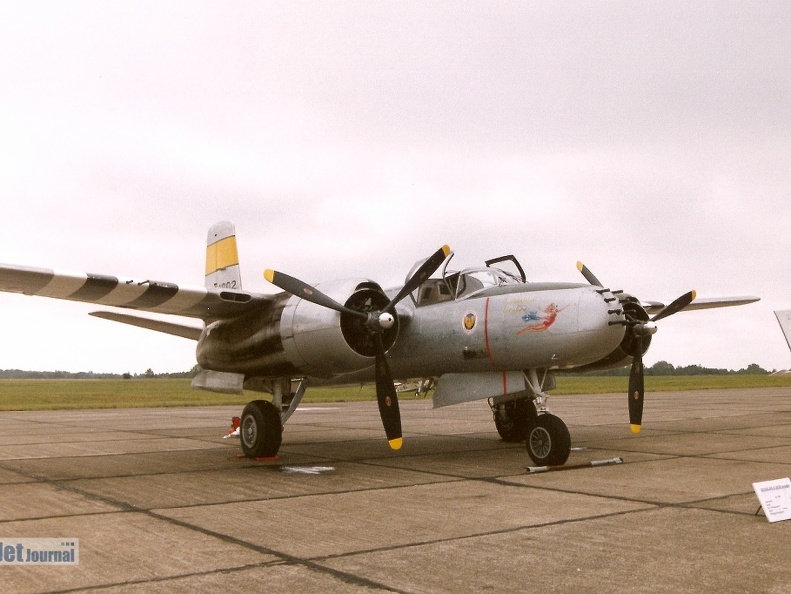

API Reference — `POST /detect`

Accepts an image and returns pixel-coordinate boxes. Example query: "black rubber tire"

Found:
[526,413,571,466]
[494,398,538,442]
[240,400,283,458]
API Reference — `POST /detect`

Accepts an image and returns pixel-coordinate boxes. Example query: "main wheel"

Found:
[240,400,283,458]
[526,413,571,466]
[494,398,537,442]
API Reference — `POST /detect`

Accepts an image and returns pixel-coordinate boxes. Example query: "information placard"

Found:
[752,477,791,523]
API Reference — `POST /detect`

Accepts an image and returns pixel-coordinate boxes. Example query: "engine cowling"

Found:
[566,295,652,373]
[280,278,398,377]
[196,279,398,378]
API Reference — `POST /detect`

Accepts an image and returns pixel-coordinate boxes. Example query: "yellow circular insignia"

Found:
[463,311,477,332]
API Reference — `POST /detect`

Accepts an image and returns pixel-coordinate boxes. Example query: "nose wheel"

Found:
[526,413,570,466]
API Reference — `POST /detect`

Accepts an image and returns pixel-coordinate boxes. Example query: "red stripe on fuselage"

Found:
[485,297,511,395]
[484,297,498,370]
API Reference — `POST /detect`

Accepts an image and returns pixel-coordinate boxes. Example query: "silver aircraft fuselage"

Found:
[196,279,627,384]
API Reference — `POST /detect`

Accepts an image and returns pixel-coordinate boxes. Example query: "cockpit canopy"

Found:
[411,253,527,306]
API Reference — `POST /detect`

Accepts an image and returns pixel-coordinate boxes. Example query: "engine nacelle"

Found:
[566,295,652,373]
[280,278,398,378]
[196,278,398,378]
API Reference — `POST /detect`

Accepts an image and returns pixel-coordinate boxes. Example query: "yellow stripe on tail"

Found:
[205,236,239,276]
[205,221,242,290]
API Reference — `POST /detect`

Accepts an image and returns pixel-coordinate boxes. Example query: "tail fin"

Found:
[775,310,791,351]
[205,221,242,290]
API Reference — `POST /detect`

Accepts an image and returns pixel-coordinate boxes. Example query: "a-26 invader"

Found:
[0,222,759,465]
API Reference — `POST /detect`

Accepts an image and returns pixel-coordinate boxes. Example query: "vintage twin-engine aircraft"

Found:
[0,222,759,465]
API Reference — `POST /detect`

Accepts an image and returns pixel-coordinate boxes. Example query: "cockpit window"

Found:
[414,257,526,306]
[453,268,515,300]
[416,279,453,305]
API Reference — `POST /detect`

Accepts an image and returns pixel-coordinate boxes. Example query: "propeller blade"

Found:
[576,261,603,287]
[651,290,696,322]
[627,336,645,434]
[373,332,402,450]
[384,245,451,312]
[264,269,367,320]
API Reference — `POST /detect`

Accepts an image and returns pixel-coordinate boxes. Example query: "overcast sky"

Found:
[1,1,790,374]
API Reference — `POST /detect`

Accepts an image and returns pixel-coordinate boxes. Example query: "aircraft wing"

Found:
[641,295,760,316]
[0,263,274,321]
[89,311,204,340]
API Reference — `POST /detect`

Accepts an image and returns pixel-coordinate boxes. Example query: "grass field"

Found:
[1,375,791,411]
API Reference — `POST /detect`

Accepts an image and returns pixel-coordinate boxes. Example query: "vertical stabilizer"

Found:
[774,310,791,351]
[205,221,242,290]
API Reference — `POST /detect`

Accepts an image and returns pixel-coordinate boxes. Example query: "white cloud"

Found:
[0,2,789,373]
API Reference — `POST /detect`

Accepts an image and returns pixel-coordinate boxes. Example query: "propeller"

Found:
[264,245,451,450]
[577,262,696,434]
[626,290,695,433]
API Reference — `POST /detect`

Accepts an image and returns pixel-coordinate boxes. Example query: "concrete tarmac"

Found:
[1,388,790,593]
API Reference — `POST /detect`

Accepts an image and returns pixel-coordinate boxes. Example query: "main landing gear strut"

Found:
[490,370,571,466]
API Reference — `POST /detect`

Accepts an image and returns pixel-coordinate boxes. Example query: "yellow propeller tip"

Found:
[691,290,697,300]
[442,245,451,257]
[263,269,274,283]
[388,438,403,450]
[630,424,642,434]
[576,261,584,271]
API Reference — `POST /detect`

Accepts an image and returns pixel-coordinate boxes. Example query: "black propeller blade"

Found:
[384,245,451,312]
[651,290,696,322]
[373,332,402,449]
[576,261,603,287]
[627,290,697,432]
[264,245,450,450]
[263,270,367,320]
[626,291,697,433]
[627,329,648,433]
[576,262,696,433]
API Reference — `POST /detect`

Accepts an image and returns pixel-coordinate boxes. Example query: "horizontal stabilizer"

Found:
[90,311,203,340]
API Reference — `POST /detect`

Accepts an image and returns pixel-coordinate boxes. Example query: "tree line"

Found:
[0,361,776,380]
[0,365,201,380]
[581,361,772,377]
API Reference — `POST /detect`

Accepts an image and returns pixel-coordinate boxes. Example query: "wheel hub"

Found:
[242,415,257,448]
[529,426,552,459]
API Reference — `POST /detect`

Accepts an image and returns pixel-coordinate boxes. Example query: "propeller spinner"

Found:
[265,245,451,450]
[577,262,696,433]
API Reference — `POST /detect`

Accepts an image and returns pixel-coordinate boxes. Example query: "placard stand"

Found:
[752,477,791,523]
